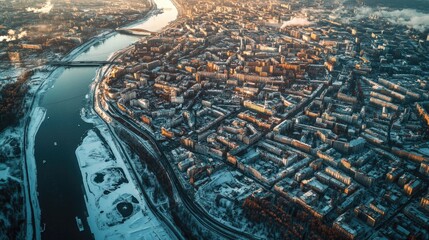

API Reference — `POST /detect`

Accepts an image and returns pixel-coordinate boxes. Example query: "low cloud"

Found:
[26,0,54,14]
[293,2,429,32]
[281,18,313,28]
[353,7,429,31]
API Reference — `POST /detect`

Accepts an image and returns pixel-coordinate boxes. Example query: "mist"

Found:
[295,1,429,32]
[281,17,313,28]
[353,7,429,31]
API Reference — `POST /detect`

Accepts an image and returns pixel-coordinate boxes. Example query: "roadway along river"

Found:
[32,0,178,239]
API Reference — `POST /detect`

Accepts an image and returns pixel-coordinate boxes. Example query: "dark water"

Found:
[34,0,178,239]
[36,67,97,240]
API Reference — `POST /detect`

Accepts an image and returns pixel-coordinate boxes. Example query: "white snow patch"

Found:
[0,165,10,182]
[194,170,258,233]
[0,165,22,184]
[25,107,46,240]
[76,129,170,239]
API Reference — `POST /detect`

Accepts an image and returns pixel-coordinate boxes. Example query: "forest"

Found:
[0,70,33,132]
[243,194,344,240]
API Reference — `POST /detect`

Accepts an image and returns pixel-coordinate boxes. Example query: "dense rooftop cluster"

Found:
[98,0,429,238]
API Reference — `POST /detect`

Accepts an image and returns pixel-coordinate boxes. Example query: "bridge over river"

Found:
[116,27,155,36]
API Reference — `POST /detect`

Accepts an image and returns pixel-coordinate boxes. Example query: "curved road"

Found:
[100,96,259,240]
[92,53,184,240]
[91,44,259,238]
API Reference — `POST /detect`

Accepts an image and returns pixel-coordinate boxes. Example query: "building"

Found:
[243,100,275,116]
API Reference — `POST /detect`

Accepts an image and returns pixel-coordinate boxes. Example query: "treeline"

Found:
[0,70,33,132]
[172,204,218,240]
[243,195,343,240]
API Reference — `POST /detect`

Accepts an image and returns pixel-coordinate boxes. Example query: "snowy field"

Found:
[0,127,23,182]
[77,110,170,240]
[25,106,46,240]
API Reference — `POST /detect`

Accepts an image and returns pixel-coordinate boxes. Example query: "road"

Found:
[94,48,329,239]
[92,47,259,238]
[92,51,184,240]
[100,95,260,239]
[90,36,262,238]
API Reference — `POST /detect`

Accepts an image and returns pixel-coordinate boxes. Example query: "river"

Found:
[32,0,178,239]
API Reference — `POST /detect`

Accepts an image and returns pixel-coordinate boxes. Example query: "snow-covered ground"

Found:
[80,80,171,239]
[0,66,22,88]
[194,169,267,237]
[0,165,22,184]
[0,165,9,182]
[0,127,23,164]
[24,106,46,240]
[76,127,170,239]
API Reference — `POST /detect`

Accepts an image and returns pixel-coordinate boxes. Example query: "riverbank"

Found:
[87,0,185,238]
[18,29,118,240]
[20,31,114,240]
[20,1,161,239]
[6,0,181,235]
[77,43,175,239]
[24,107,46,240]
[75,123,172,239]
[21,67,63,240]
